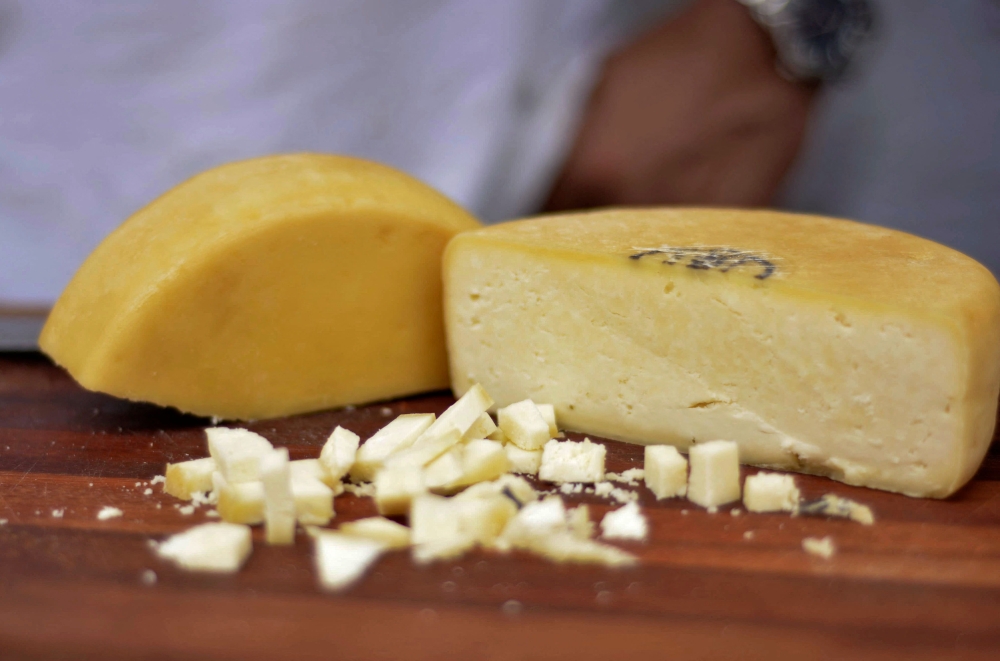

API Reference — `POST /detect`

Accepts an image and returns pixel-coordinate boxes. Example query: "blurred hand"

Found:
[545,0,816,211]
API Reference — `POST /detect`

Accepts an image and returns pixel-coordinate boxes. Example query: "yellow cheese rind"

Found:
[40,154,480,420]
[444,208,1000,498]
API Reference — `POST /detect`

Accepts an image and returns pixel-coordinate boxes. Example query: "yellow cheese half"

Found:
[40,154,480,419]
[444,208,1000,497]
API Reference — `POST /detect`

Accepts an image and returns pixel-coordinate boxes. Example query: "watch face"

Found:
[789,0,874,79]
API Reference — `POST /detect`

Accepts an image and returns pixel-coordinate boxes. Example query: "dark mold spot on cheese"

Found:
[630,247,776,280]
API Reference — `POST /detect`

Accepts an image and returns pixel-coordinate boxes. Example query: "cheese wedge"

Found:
[444,208,1000,497]
[40,154,480,420]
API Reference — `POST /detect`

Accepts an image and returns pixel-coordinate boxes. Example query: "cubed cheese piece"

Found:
[644,445,688,499]
[743,472,800,513]
[452,491,519,545]
[319,426,360,481]
[410,494,463,545]
[374,465,426,515]
[423,447,465,492]
[499,496,569,547]
[600,502,648,541]
[453,439,509,488]
[497,497,635,566]
[459,474,538,508]
[505,444,543,475]
[260,448,295,545]
[486,426,507,443]
[351,413,435,482]
[290,474,334,526]
[205,427,273,483]
[40,155,481,421]
[462,412,498,442]
[688,440,741,508]
[421,383,494,440]
[164,457,217,500]
[538,438,606,484]
[313,532,386,591]
[443,209,1000,498]
[214,472,265,525]
[156,522,252,573]
[290,458,342,492]
[411,535,477,565]
[338,517,411,549]
[385,424,462,470]
[536,403,559,437]
[497,400,551,451]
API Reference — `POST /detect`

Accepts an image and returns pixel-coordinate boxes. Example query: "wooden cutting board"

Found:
[1,352,998,660]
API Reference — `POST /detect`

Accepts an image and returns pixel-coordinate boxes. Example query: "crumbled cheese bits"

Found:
[148,382,875,590]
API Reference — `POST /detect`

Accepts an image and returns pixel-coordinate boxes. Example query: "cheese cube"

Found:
[319,426,360,481]
[536,403,559,437]
[214,472,265,524]
[206,427,273,483]
[421,383,494,440]
[531,532,638,567]
[260,448,296,545]
[802,536,836,559]
[499,496,568,547]
[459,474,538,508]
[410,494,463,545]
[688,440,741,508]
[644,445,688,499]
[385,424,462,470]
[486,425,508,443]
[411,535,476,565]
[290,474,334,526]
[374,465,426,515]
[497,400,551,451]
[156,522,252,573]
[505,444,543,475]
[40,154,481,421]
[423,447,465,492]
[313,532,386,591]
[290,458,342,492]
[443,209,1000,498]
[600,502,648,541]
[743,472,800,513]
[538,438,606,484]
[164,457,217,500]
[351,413,435,482]
[338,517,411,549]
[452,439,508,488]
[462,413,498,441]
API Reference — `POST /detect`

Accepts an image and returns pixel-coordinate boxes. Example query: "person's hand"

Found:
[545,0,816,211]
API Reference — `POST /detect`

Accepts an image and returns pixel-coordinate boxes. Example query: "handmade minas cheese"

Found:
[443,209,1000,497]
[40,154,479,420]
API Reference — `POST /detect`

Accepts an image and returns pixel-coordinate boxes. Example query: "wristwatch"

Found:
[735,0,874,81]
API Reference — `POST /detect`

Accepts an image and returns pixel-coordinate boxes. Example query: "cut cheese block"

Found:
[444,208,1000,498]
[39,154,480,420]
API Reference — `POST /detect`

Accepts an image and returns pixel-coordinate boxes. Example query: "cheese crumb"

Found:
[178,505,195,516]
[609,488,638,504]
[0,519,7,525]
[593,482,614,497]
[802,536,836,559]
[150,475,166,485]
[539,438,606,484]
[743,530,755,540]
[140,569,157,585]
[800,494,874,525]
[743,472,800,513]
[97,506,123,520]
[144,488,153,496]
[644,445,687,499]
[687,440,741,508]
[51,509,65,518]
[600,502,648,541]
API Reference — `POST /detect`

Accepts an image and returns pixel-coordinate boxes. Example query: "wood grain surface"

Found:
[1,352,999,660]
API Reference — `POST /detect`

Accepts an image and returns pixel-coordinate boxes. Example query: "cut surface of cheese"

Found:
[351,413,435,482]
[156,522,252,573]
[40,154,480,420]
[444,208,1000,497]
